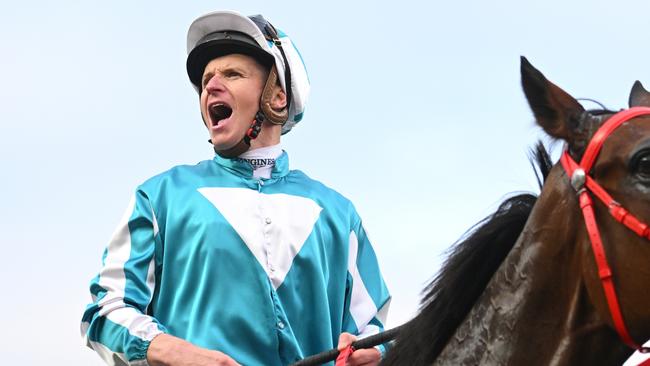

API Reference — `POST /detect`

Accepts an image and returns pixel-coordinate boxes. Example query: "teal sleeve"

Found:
[342,217,391,340]
[80,190,167,365]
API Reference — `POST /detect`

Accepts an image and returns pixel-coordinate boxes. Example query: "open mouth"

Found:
[209,103,233,126]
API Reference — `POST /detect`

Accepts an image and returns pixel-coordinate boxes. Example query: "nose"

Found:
[204,75,225,95]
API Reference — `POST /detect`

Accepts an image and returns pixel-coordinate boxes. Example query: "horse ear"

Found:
[520,56,585,142]
[629,80,650,107]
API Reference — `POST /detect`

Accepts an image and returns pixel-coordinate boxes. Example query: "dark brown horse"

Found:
[381,58,650,365]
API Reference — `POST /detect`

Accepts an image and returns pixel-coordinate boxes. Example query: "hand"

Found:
[337,333,381,366]
[147,333,241,366]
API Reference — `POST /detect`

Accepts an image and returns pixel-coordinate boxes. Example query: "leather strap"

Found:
[579,107,650,172]
[577,189,639,349]
[260,65,288,125]
[562,153,650,240]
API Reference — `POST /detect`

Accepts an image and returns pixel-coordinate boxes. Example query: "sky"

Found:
[1,0,649,364]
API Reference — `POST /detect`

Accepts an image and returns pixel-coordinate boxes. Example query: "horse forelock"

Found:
[565,108,617,160]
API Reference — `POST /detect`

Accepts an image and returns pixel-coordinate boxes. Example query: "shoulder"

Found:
[287,169,360,221]
[137,159,216,194]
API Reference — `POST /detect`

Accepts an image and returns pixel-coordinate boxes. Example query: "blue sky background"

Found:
[1,1,649,364]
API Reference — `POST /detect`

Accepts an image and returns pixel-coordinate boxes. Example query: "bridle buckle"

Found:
[570,168,586,192]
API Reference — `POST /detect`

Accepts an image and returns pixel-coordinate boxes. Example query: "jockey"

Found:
[80,10,390,366]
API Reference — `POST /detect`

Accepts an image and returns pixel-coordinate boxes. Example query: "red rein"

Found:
[560,106,650,352]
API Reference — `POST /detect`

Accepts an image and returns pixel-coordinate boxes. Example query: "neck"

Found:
[435,166,629,365]
[249,122,282,150]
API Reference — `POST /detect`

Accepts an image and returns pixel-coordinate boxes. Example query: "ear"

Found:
[629,81,650,107]
[270,84,287,111]
[520,56,586,144]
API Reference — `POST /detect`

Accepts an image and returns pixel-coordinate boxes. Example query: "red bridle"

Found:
[560,106,650,353]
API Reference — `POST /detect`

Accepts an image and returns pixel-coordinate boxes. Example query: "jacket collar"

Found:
[213,151,290,179]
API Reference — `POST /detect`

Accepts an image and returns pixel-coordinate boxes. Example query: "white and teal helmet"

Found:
[186,10,310,134]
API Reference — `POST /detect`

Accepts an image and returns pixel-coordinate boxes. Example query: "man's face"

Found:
[200,53,269,151]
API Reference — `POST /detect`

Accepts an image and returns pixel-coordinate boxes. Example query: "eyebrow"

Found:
[219,65,248,75]
[202,64,254,86]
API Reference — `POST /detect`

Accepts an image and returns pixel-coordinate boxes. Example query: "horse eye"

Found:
[631,150,650,180]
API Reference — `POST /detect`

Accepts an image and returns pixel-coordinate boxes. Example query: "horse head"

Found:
[382,59,650,366]
[521,56,650,345]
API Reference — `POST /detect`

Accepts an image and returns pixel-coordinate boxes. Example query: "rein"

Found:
[289,326,403,366]
[560,106,650,353]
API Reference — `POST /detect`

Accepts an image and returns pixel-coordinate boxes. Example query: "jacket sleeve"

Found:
[342,218,391,351]
[80,190,167,365]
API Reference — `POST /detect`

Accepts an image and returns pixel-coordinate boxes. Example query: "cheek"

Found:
[200,92,208,110]
[237,81,265,110]
[199,94,209,125]
[240,93,261,111]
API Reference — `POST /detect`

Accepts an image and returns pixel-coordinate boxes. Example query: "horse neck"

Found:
[435,165,629,366]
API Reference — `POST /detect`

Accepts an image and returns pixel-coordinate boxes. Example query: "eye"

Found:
[224,70,242,78]
[630,149,650,180]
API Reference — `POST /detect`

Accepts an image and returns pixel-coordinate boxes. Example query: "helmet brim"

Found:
[186,33,274,89]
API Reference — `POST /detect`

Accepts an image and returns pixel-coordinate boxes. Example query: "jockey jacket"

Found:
[80,152,391,366]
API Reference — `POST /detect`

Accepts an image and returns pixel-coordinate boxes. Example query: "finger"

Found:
[337,332,357,350]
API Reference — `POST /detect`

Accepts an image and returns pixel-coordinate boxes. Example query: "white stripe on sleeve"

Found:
[93,195,162,354]
[106,306,163,341]
[97,196,136,305]
[347,231,378,332]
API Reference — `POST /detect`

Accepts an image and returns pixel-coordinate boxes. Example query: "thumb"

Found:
[337,332,356,351]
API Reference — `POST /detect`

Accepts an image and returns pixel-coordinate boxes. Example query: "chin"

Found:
[210,135,241,151]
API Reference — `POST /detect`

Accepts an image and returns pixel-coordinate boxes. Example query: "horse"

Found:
[381,57,650,366]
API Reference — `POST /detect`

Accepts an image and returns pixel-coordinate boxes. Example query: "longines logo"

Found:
[238,158,275,168]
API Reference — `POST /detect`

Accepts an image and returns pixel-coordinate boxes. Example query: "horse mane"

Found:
[381,142,553,365]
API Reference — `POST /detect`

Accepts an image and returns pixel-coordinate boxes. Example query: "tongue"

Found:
[210,105,232,124]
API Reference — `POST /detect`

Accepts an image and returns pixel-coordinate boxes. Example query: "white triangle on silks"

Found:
[198,187,323,289]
